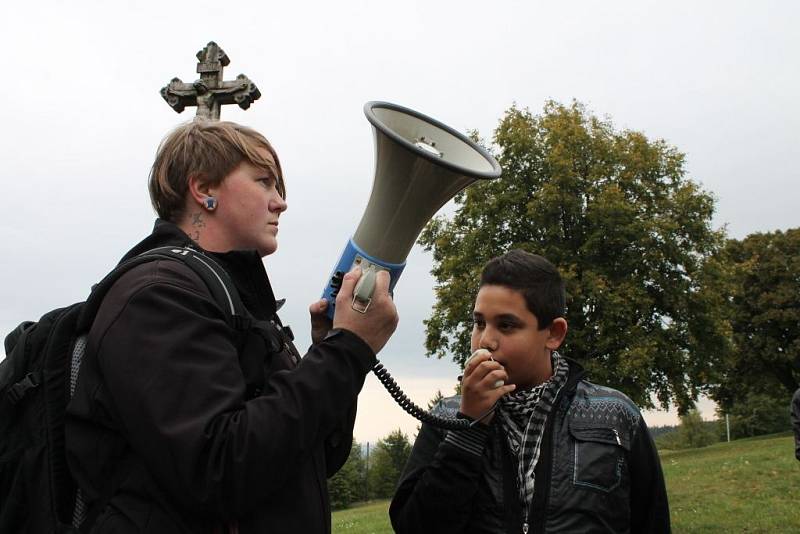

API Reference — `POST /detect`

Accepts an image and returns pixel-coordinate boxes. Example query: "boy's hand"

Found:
[459,349,515,425]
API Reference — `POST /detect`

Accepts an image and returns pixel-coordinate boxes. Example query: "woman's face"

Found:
[213,152,287,256]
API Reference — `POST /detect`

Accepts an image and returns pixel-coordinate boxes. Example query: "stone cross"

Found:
[160,42,261,120]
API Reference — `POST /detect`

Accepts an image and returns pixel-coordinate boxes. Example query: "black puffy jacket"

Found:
[66,220,375,533]
[390,360,670,533]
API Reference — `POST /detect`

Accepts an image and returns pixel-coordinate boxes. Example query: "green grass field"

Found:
[332,433,800,533]
[662,432,800,532]
[332,500,392,534]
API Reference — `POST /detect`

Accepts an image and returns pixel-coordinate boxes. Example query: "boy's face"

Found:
[471,284,567,389]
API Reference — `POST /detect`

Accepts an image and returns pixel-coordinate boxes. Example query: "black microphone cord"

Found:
[372,360,477,431]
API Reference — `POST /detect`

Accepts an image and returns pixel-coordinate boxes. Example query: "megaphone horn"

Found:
[322,101,502,319]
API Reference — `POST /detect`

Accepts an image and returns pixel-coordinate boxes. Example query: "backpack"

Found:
[0,246,250,533]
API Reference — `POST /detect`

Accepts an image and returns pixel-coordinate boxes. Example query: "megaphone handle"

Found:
[352,265,377,313]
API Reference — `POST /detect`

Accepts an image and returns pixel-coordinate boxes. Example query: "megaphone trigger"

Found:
[352,264,377,313]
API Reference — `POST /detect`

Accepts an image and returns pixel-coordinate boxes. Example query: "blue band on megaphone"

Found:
[321,238,406,320]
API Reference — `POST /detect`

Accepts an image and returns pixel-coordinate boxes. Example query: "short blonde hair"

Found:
[149,120,285,221]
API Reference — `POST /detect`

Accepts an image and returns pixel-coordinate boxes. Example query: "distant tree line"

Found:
[649,425,679,440]
[653,399,792,451]
[328,429,412,510]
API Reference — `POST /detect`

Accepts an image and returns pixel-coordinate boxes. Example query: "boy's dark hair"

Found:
[480,249,565,329]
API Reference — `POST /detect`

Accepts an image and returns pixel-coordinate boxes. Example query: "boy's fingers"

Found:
[465,349,491,369]
[469,360,503,383]
[498,384,516,396]
[486,383,516,403]
[480,369,508,389]
[464,352,494,377]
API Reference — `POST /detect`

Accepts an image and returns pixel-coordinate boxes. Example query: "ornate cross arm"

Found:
[160,75,261,115]
[160,78,197,114]
[214,75,262,110]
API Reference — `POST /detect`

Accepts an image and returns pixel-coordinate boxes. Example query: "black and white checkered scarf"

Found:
[496,352,569,523]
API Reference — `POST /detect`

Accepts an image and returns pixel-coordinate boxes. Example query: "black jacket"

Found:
[65,220,375,533]
[390,360,670,533]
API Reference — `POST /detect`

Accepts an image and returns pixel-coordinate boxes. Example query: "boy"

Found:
[390,249,670,533]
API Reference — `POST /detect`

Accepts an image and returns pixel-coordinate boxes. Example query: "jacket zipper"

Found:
[529,381,571,534]
[533,407,556,533]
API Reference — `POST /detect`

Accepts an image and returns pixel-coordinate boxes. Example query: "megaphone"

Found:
[322,101,501,318]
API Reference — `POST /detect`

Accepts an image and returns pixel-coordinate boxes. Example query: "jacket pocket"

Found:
[569,423,630,493]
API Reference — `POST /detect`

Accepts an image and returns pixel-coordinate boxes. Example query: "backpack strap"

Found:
[143,247,250,326]
[76,246,251,332]
[3,321,35,356]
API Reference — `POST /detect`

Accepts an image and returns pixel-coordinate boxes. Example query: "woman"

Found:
[66,120,398,533]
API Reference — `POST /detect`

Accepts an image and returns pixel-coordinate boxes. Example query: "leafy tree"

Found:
[367,429,411,499]
[712,229,800,407]
[679,409,718,448]
[328,438,365,509]
[420,101,728,412]
[717,391,792,440]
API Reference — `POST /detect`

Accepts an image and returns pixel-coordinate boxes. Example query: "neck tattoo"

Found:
[190,212,205,242]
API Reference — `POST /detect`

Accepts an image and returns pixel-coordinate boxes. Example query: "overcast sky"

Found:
[2,1,798,443]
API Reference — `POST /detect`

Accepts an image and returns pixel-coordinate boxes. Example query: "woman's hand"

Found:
[309,298,333,345]
[332,267,398,354]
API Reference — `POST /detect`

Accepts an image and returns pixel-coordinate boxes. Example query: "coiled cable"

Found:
[372,360,472,430]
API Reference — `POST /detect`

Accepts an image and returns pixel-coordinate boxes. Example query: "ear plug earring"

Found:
[204,197,218,211]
